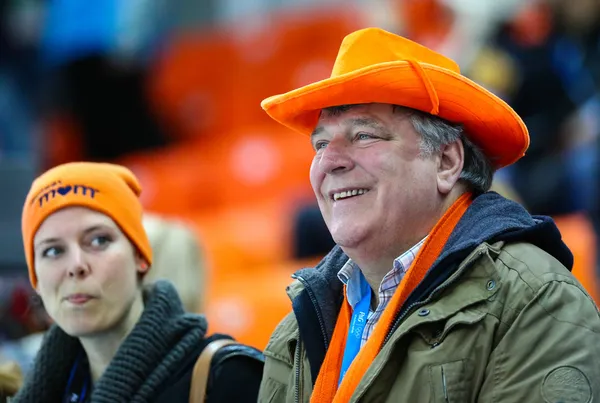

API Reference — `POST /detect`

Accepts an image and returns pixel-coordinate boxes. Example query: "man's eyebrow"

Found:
[310,126,325,138]
[347,117,385,130]
[311,117,385,138]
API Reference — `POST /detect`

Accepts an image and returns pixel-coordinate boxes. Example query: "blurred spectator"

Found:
[0,0,44,159]
[0,280,50,342]
[0,360,23,402]
[54,55,170,162]
[466,0,600,286]
[470,0,600,217]
[292,203,335,260]
[0,332,45,378]
[40,0,173,166]
[0,277,51,376]
[143,213,205,312]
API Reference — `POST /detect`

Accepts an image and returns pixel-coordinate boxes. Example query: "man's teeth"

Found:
[333,189,368,201]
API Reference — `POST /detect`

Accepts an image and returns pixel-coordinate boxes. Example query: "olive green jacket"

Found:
[259,193,600,402]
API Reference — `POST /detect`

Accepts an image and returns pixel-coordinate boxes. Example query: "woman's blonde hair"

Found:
[142,213,205,312]
[0,361,23,399]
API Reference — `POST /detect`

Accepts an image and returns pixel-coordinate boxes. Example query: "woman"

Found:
[13,162,263,402]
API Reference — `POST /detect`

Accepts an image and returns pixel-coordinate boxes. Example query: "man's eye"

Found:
[315,141,328,150]
[357,133,374,140]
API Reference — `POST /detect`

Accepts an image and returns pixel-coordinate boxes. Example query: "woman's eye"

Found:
[90,235,110,248]
[42,247,61,258]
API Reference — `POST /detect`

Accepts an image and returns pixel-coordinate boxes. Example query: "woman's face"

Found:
[33,207,146,337]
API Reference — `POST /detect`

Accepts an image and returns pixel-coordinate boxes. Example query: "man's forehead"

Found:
[312,104,391,137]
[320,104,359,116]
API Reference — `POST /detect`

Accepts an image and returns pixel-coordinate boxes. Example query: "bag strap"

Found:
[189,339,237,403]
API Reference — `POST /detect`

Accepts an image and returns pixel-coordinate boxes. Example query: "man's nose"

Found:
[318,138,355,175]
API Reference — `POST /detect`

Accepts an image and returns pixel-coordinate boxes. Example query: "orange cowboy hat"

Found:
[261,27,529,169]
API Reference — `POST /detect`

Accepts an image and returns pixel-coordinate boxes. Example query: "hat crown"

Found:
[331,28,460,77]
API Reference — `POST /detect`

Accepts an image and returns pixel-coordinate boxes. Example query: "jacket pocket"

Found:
[416,309,487,348]
[259,378,288,403]
[429,360,467,403]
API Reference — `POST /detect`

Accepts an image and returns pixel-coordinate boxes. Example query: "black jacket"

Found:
[154,333,264,403]
[13,280,264,402]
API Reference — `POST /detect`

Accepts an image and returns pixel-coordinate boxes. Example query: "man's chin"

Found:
[334,233,368,253]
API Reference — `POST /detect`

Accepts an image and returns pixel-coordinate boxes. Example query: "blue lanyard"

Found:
[64,352,90,403]
[339,272,371,385]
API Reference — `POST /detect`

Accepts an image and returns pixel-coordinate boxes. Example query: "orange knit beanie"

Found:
[21,162,153,288]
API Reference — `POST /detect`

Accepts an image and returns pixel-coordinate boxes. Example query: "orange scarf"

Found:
[310,193,473,403]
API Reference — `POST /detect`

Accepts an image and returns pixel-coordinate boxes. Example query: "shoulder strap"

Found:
[189,339,237,403]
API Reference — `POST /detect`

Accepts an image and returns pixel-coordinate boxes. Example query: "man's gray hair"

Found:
[394,106,494,194]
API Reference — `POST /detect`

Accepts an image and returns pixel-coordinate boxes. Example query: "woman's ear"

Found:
[135,252,149,274]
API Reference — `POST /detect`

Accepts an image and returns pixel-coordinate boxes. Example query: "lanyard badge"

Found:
[339,271,372,385]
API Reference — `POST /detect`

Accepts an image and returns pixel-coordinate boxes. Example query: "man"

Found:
[257,28,600,402]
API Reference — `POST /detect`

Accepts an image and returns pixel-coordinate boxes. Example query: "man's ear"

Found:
[437,140,464,194]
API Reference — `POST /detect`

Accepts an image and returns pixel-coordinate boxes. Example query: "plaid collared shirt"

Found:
[338,238,426,347]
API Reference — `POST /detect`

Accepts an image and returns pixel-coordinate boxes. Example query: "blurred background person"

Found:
[471,0,599,217]
[0,360,22,402]
[143,213,205,312]
[0,282,51,376]
[468,0,600,301]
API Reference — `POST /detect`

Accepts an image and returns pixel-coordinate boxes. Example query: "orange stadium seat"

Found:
[148,5,368,141]
[203,257,321,350]
[148,29,243,141]
[232,5,369,128]
[554,213,600,305]
[116,141,222,215]
[118,124,315,214]
[202,125,315,209]
[188,198,302,276]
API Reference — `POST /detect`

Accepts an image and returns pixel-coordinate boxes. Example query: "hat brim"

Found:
[261,61,529,169]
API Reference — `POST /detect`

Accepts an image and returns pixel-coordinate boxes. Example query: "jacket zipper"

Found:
[292,274,329,350]
[295,339,303,403]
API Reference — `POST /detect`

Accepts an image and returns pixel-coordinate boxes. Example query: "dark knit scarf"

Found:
[13,280,208,403]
